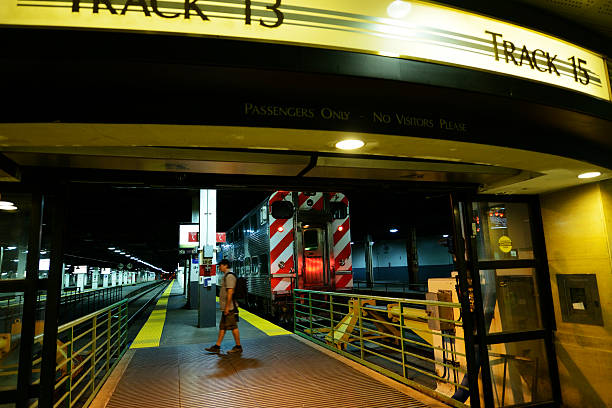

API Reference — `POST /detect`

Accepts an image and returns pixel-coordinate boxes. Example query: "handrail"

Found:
[28,299,130,408]
[293,289,469,408]
[294,288,461,308]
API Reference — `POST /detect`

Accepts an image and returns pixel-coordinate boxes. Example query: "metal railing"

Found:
[293,289,469,408]
[29,299,129,408]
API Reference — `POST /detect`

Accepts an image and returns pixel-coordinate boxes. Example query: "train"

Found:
[218,191,353,319]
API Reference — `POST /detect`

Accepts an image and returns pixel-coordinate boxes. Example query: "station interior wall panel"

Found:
[352,237,454,283]
[540,180,612,408]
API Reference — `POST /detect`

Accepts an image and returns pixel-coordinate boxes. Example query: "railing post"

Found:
[293,291,297,333]
[357,300,364,360]
[69,326,74,407]
[399,301,407,378]
[329,294,334,348]
[308,292,313,336]
[92,315,97,394]
[106,310,111,372]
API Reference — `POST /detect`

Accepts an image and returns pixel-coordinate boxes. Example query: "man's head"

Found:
[218,259,230,273]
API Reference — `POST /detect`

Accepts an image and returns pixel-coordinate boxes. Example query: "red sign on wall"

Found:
[188,232,199,242]
[200,264,216,277]
[216,232,226,243]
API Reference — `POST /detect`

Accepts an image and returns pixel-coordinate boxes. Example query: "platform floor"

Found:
[94,281,446,408]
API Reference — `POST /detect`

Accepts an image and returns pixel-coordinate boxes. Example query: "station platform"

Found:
[92,281,447,408]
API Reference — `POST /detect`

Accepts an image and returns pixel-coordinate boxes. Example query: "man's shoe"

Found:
[228,345,243,354]
[205,345,221,353]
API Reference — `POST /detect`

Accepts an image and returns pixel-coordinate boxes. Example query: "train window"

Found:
[260,205,268,225]
[304,229,319,250]
[252,256,259,275]
[271,200,294,219]
[260,254,268,275]
[330,202,348,219]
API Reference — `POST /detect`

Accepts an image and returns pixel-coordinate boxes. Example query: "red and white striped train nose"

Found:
[269,191,295,294]
[330,192,353,290]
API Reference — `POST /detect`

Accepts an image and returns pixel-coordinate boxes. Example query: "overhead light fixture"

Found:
[108,247,115,250]
[6,247,16,250]
[387,0,412,19]
[578,171,601,179]
[442,234,449,238]
[0,201,15,207]
[389,228,399,233]
[335,139,365,150]
[0,205,18,211]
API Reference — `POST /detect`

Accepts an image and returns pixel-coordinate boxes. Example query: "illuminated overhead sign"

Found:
[179,223,200,249]
[1,1,609,100]
[74,265,87,274]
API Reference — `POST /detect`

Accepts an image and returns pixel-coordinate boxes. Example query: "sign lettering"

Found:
[1,0,609,101]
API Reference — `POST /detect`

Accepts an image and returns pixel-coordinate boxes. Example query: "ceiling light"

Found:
[335,139,365,150]
[389,228,399,233]
[0,201,15,207]
[108,247,115,250]
[578,171,601,179]
[387,0,412,19]
[442,234,449,238]
[6,247,16,250]
[0,205,18,211]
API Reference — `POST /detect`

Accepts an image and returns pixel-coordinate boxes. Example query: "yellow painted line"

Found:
[216,296,290,336]
[130,281,175,349]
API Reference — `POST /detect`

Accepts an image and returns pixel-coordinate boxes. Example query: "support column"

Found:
[198,189,217,328]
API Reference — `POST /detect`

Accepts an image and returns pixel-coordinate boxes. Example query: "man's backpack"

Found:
[226,272,247,301]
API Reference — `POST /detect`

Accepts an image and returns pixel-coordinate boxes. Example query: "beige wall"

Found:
[540,181,612,408]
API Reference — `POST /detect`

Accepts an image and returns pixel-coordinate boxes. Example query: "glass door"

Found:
[464,196,561,407]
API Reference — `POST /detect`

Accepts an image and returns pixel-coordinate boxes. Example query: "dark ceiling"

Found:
[513,0,612,41]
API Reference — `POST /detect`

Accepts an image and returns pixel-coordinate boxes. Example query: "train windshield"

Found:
[303,229,319,251]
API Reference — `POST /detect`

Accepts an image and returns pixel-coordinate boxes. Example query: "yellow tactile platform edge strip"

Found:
[216,296,290,336]
[130,280,175,349]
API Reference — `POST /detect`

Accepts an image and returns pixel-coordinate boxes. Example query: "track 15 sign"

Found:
[1,0,609,100]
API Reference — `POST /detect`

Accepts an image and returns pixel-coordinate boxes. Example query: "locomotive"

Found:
[218,191,353,318]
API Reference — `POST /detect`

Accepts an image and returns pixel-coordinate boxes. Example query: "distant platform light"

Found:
[387,0,412,19]
[108,247,115,250]
[390,228,399,233]
[442,234,449,238]
[578,171,601,179]
[335,139,365,150]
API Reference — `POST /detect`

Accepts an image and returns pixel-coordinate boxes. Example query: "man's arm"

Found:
[225,288,234,315]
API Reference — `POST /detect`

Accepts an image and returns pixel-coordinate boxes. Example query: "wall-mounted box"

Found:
[557,274,603,326]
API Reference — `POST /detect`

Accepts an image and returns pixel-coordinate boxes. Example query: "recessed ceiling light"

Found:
[387,0,412,19]
[335,139,365,150]
[578,171,601,179]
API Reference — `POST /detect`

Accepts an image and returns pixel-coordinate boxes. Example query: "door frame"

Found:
[452,193,561,407]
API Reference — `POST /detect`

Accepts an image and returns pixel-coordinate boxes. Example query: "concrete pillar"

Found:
[365,233,374,287]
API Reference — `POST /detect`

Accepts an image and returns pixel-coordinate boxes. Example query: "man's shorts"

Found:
[220,311,239,330]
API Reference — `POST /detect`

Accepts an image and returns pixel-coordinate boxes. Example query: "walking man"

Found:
[205,259,242,353]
